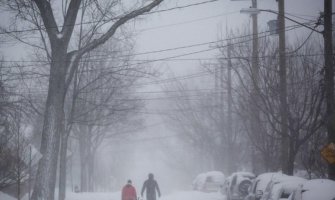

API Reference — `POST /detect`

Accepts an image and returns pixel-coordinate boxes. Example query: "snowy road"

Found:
[1,189,226,200]
[65,191,226,200]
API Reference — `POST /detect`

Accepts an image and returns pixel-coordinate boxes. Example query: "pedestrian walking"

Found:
[141,173,161,200]
[122,180,137,200]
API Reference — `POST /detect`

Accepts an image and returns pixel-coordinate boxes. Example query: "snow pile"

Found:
[299,179,335,200]
[0,192,17,200]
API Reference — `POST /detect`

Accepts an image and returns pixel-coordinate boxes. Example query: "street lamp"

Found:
[239,8,322,34]
[240,7,260,15]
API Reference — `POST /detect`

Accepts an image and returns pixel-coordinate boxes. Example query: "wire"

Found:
[284,12,319,21]
[1,52,326,83]
[0,22,315,66]
[287,30,314,54]
[136,11,239,33]
[0,0,220,35]
[142,0,219,15]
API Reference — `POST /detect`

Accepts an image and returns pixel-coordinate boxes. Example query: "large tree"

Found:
[1,1,164,199]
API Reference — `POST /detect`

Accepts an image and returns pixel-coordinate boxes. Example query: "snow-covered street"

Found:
[1,190,226,200]
[65,191,225,200]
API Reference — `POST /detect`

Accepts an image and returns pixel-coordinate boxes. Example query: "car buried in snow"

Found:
[192,171,225,193]
[287,179,335,200]
[244,172,290,200]
[225,172,255,200]
[260,175,306,200]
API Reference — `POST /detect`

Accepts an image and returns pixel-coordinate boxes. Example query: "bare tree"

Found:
[1,1,164,199]
[219,28,324,175]
[68,41,144,193]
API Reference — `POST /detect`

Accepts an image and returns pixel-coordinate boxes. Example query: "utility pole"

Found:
[227,43,232,147]
[237,0,260,173]
[227,41,233,174]
[29,145,32,200]
[323,0,335,180]
[278,0,289,175]
[252,0,259,82]
[250,0,260,173]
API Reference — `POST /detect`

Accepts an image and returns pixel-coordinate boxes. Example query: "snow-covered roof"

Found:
[193,171,225,185]
[227,172,255,181]
[254,172,287,191]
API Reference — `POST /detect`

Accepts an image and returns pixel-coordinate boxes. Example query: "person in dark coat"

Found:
[141,173,161,200]
[122,180,137,200]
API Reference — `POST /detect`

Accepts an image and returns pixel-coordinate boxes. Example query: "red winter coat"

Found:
[122,184,137,200]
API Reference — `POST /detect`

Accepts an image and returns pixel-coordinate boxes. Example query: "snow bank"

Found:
[0,192,17,200]
[0,191,121,200]
[300,179,335,200]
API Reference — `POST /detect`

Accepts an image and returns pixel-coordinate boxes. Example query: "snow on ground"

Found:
[66,191,226,200]
[0,191,121,200]
[0,190,225,200]
[160,191,226,200]
[66,191,121,200]
[0,192,17,200]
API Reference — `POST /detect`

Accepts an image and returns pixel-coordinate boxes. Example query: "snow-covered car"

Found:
[288,179,335,200]
[260,175,306,200]
[225,172,255,200]
[192,171,225,193]
[244,172,290,200]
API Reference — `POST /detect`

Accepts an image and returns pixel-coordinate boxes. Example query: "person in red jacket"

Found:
[122,180,137,200]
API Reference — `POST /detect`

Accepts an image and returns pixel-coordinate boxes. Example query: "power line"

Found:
[0,0,220,35]
[0,21,315,67]
[1,52,326,83]
[136,11,239,33]
[5,61,322,98]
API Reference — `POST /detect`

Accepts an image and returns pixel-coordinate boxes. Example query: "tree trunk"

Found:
[79,132,88,192]
[58,133,69,200]
[88,154,94,192]
[324,0,335,180]
[287,140,296,175]
[31,46,67,200]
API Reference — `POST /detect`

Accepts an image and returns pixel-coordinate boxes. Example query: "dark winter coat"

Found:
[122,184,137,200]
[141,178,161,200]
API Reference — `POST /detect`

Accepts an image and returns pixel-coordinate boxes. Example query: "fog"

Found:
[41,0,333,193]
[94,0,327,193]
[0,0,334,199]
